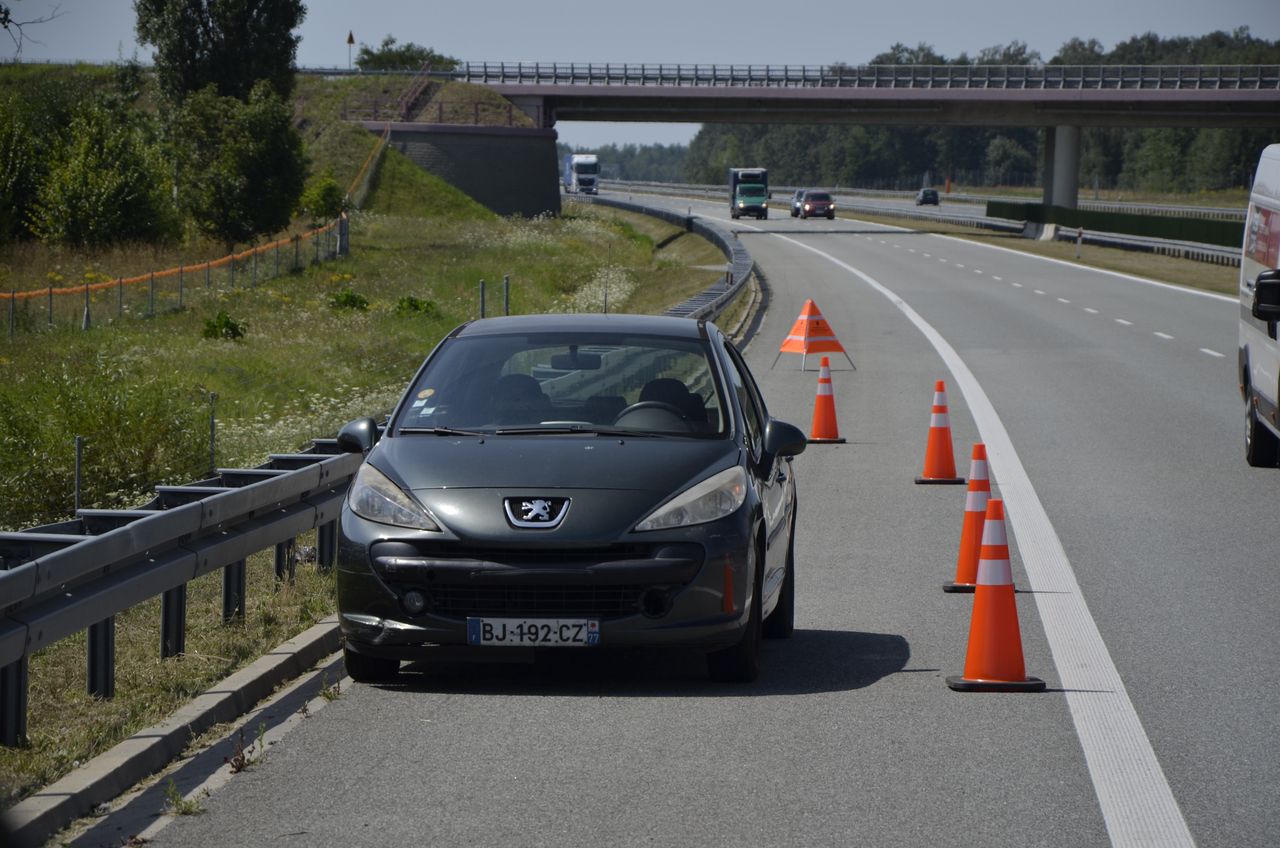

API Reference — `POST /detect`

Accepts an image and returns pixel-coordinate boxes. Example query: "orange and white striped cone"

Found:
[808,356,846,444]
[944,443,990,593]
[915,379,964,485]
[946,499,1045,692]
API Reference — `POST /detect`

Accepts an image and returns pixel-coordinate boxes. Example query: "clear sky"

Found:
[4,0,1278,148]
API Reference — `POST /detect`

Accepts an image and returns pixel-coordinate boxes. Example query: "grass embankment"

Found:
[946,184,1249,208]
[0,75,729,809]
[839,210,1239,295]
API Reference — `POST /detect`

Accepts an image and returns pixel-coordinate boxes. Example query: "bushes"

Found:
[202,310,248,340]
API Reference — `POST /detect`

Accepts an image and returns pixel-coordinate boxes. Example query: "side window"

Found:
[723,344,765,458]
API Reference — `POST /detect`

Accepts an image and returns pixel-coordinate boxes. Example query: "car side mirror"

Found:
[763,419,808,459]
[1252,270,1280,322]
[337,417,381,453]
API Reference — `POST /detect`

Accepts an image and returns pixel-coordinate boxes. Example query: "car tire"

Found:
[708,540,763,683]
[826,212,834,220]
[343,645,400,683]
[1245,401,1279,467]
[761,211,768,220]
[762,517,795,640]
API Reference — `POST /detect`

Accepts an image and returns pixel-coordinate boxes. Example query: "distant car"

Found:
[915,188,939,206]
[800,191,836,220]
[336,313,807,684]
[791,189,809,217]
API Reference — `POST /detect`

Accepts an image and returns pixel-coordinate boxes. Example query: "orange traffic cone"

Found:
[946,499,1045,692]
[944,443,990,593]
[773,299,855,371]
[808,356,846,444]
[915,379,964,485]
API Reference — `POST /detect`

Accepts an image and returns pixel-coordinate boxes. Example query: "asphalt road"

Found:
[122,195,1277,848]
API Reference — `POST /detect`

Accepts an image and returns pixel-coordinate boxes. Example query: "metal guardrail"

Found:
[575,195,754,322]
[455,62,1280,90]
[0,441,362,746]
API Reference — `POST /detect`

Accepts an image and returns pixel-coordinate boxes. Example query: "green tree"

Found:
[298,169,346,222]
[133,0,306,103]
[355,35,458,71]
[174,81,307,249]
[28,103,178,247]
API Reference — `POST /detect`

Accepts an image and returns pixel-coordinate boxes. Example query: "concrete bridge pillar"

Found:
[1044,125,1081,209]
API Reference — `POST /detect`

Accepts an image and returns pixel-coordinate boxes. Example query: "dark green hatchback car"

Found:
[335,313,806,684]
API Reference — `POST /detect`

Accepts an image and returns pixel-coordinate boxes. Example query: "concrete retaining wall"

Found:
[366,122,561,218]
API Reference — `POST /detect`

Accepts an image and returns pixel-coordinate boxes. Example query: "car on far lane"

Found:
[799,191,836,220]
[335,313,807,685]
[915,188,939,206]
[791,189,809,217]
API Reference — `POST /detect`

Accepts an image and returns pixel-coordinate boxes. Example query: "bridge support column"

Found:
[1043,125,1080,210]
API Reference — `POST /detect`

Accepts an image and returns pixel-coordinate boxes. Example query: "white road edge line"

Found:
[1200,348,1225,358]
[771,231,1196,848]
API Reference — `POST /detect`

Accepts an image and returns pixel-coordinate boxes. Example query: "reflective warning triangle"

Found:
[780,299,846,354]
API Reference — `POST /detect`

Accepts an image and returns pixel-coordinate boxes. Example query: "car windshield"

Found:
[807,193,830,202]
[394,331,727,437]
[738,185,767,198]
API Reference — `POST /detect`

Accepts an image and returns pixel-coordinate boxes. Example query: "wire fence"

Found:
[2,124,392,340]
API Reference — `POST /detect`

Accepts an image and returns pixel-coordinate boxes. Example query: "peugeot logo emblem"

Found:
[504,496,570,529]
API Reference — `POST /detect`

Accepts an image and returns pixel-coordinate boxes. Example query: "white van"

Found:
[1239,143,1280,467]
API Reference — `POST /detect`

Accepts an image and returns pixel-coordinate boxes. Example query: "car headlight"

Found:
[635,466,747,531]
[347,463,440,530]
[738,201,745,208]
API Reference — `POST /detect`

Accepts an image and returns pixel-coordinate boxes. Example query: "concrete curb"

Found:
[1,617,341,848]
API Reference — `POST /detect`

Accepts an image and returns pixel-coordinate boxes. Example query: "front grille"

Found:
[426,583,649,619]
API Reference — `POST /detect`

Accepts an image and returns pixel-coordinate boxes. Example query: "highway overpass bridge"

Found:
[449,62,1280,209]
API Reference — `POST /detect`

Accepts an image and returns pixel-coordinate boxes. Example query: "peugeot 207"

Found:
[335,313,807,683]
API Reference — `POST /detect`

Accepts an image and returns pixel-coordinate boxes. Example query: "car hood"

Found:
[367,435,741,540]
[372,434,738,491]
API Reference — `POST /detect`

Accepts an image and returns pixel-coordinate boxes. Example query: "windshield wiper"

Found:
[493,425,666,438]
[398,426,489,437]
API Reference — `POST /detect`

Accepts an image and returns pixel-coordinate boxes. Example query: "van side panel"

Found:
[1239,144,1280,440]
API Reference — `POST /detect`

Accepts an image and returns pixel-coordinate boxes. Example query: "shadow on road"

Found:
[380,628,910,698]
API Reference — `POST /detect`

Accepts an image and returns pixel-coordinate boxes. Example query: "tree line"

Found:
[570,28,1279,192]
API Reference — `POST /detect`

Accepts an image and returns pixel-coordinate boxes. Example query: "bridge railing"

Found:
[453,62,1280,90]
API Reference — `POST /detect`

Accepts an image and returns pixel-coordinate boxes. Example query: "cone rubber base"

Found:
[915,476,965,485]
[942,582,976,593]
[946,675,1046,693]
[808,437,846,444]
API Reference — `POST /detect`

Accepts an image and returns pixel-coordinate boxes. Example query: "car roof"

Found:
[453,313,712,340]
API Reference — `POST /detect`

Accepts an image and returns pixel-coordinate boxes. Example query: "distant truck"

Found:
[1239,143,1280,467]
[562,153,600,195]
[729,167,769,219]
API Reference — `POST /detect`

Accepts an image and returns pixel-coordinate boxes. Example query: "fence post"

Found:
[230,258,235,289]
[117,278,122,317]
[82,282,90,330]
[161,585,186,658]
[479,279,486,318]
[222,561,246,622]
[178,265,184,308]
[209,392,218,474]
[252,249,258,287]
[48,284,53,325]
[7,291,13,339]
[87,617,115,699]
[149,272,155,316]
[1,658,29,746]
[275,241,280,278]
[205,262,210,290]
[314,233,320,265]
[504,274,510,315]
[74,435,84,511]
[294,235,300,271]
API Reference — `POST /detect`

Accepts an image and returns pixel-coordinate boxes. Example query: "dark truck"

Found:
[729,168,769,220]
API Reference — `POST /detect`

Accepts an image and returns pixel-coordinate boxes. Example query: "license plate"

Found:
[466,618,600,646]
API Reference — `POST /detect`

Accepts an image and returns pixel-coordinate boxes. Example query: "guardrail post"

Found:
[479,279,486,318]
[208,392,218,474]
[74,435,84,511]
[1,658,28,746]
[87,617,115,699]
[504,274,510,315]
[317,521,337,572]
[161,584,187,657]
[275,538,296,582]
[223,560,246,622]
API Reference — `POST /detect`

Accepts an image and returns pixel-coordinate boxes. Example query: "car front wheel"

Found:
[1245,402,1279,467]
[343,645,400,683]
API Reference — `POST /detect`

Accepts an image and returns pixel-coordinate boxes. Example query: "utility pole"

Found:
[347,30,354,71]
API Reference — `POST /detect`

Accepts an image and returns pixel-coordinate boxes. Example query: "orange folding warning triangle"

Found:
[775,299,855,370]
